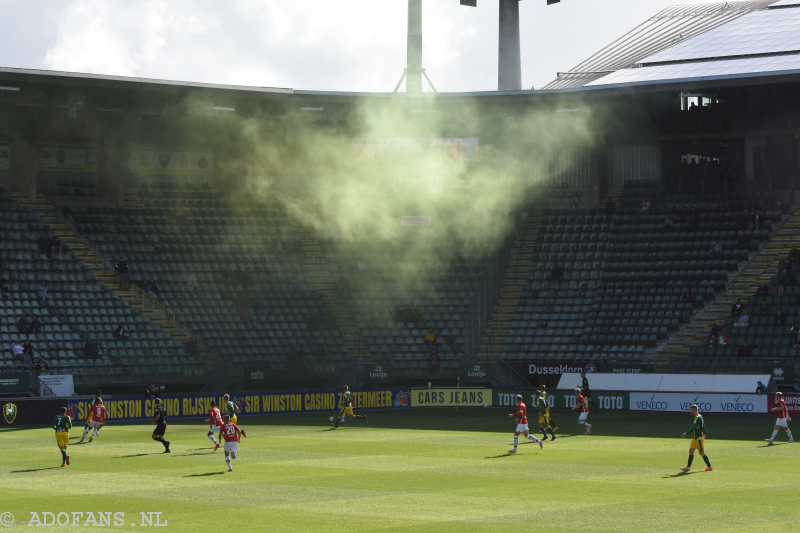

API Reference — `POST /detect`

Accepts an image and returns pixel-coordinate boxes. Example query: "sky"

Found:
[0,0,701,93]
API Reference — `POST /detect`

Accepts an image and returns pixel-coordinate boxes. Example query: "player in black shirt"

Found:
[151,398,170,453]
[581,372,599,413]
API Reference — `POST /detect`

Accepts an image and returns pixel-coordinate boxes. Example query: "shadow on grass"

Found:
[758,442,788,448]
[184,472,225,477]
[180,452,214,456]
[662,471,699,478]
[10,467,61,473]
[114,453,162,458]
[485,453,513,459]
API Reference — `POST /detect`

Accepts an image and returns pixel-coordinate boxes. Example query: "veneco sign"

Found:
[630,393,767,413]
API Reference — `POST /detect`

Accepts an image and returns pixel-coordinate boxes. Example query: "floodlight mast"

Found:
[394,0,437,93]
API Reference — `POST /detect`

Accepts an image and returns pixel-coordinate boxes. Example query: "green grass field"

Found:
[1,408,798,532]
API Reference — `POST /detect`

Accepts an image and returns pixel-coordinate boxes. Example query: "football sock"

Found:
[355,415,365,419]
[82,429,90,439]
[549,428,556,438]
[687,455,694,468]
[61,449,67,463]
[702,455,711,468]
[91,429,99,437]
[786,430,793,440]
[513,436,519,449]
[527,435,538,443]
[771,429,779,439]
[541,428,547,439]
[208,435,218,444]
[334,419,340,428]
[226,457,232,470]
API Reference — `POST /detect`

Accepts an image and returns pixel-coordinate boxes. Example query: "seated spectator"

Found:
[731,300,744,317]
[755,300,770,316]
[551,262,564,283]
[148,275,158,294]
[35,356,50,372]
[681,288,694,305]
[776,280,787,297]
[49,235,62,257]
[424,328,436,348]
[710,241,723,258]
[17,314,29,334]
[755,284,769,296]
[28,316,42,335]
[22,340,35,359]
[790,245,800,265]
[143,275,152,293]
[96,340,107,361]
[240,307,251,325]
[775,309,787,326]
[37,232,49,256]
[664,216,674,231]
[737,341,752,358]
[113,324,127,338]
[12,339,24,361]
[222,264,234,283]
[755,381,767,395]
[37,281,52,305]
[733,309,750,328]
[707,324,722,347]
[115,256,129,289]
[640,199,651,212]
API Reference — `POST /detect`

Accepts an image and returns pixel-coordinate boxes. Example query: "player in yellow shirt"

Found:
[51,406,72,467]
[535,390,557,441]
[681,404,712,472]
[331,385,368,428]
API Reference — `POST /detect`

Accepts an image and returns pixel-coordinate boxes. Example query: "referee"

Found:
[581,371,599,413]
[151,398,171,453]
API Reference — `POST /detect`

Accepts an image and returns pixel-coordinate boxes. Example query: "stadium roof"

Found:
[541,0,781,90]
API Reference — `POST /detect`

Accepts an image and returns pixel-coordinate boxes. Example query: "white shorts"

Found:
[208,425,223,434]
[578,412,589,422]
[88,420,103,429]
[224,441,238,454]
[776,418,788,428]
[515,424,529,433]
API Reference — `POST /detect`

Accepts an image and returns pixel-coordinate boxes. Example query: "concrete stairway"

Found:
[9,191,192,345]
[288,214,373,363]
[659,208,800,356]
[478,204,547,357]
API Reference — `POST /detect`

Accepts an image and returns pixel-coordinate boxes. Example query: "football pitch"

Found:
[0,408,797,532]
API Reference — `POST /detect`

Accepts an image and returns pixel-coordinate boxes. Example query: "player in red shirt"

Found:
[766,391,793,444]
[205,401,224,451]
[507,394,543,454]
[218,415,246,472]
[571,388,593,434]
[79,399,106,443]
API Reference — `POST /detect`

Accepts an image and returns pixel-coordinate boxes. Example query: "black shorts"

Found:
[583,391,592,399]
[153,424,167,436]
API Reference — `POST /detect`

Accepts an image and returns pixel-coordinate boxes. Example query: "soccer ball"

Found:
[329,416,334,422]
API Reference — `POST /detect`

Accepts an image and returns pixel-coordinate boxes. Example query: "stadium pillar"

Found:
[9,133,38,202]
[406,0,423,93]
[498,0,522,91]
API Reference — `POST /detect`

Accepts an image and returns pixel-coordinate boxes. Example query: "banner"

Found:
[129,150,215,174]
[412,388,491,407]
[461,361,494,382]
[362,364,393,383]
[603,364,653,374]
[65,388,411,423]
[352,138,479,161]
[507,361,601,387]
[630,393,768,413]
[494,389,629,411]
[401,216,431,226]
[768,393,800,413]
[0,372,30,393]
[2,399,69,426]
[39,375,74,397]
[40,146,97,172]
[763,362,794,384]
[0,144,8,169]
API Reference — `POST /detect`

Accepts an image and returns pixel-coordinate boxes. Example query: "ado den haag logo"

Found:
[3,403,17,424]
[773,367,784,378]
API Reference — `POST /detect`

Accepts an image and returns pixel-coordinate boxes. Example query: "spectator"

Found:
[707,323,721,345]
[737,341,752,358]
[35,356,50,372]
[664,215,674,231]
[790,245,800,265]
[96,340,107,361]
[113,324,127,339]
[710,241,723,258]
[733,308,750,328]
[775,309,787,326]
[681,288,694,306]
[240,307,251,325]
[754,210,762,229]
[22,340,35,359]
[84,338,98,358]
[17,314,29,334]
[755,300,770,316]
[791,319,800,333]
[115,256,129,289]
[551,262,564,283]
[28,316,42,335]
[755,381,767,395]
[37,232,49,256]
[756,284,769,296]
[731,299,744,317]
[640,198,651,212]
[49,235,62,257]
[12,339,25,363]
[144,275,152,294]
[222,264,234,283]
[424,328,436,349]
[37,280,52,305]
